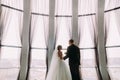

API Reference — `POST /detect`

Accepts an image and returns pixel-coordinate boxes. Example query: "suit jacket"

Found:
[64,44,80,66]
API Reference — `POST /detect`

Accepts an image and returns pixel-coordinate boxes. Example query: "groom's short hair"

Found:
[69,39,74,43]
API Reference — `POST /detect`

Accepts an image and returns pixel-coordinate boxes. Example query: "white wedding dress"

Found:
[46,49,72,80]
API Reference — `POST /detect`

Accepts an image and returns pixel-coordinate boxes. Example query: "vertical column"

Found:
[18,0,31,80]
[97,0,110,80]
[0,0,1,14]
[72,0,79,45]
[0,0,1,19]
[47,0,55,70]
[0,0,2,45]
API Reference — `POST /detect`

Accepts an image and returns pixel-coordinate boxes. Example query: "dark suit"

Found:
[64,44,80,80]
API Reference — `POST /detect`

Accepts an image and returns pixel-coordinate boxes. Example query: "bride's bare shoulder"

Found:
[58,51,63,59]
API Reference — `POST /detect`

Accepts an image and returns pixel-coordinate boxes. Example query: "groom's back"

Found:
[68,44,80,65]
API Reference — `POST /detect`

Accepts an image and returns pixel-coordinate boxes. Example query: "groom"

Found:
[63,39,80,80]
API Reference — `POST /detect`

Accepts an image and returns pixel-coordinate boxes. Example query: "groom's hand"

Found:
[63,56,66,60]
[64,52,67,54]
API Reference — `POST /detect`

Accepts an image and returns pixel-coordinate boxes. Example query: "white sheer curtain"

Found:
[28,0,49,80]
[55,0,72,15]
[0,0,23,80]
[78,0,99,80]
[78,16,98,80]
[30,15,49,48]
[105,0,120,10]
[1,7,23,46]
[31,0,49,14]
[78,0,97,15]
[105,0,120,79]
[54,0,72,70]
[55,17,72,49]
[55,0,72,49]
[55,0,72,65]
[28,15,49,80]
[1,0,23,10]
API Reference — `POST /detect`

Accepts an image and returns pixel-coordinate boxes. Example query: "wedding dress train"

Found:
[46,49,72,80]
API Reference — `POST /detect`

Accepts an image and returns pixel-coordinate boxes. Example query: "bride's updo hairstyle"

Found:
[57,45,62,50]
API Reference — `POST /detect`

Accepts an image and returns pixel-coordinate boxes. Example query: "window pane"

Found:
[0,69,19,80]
[0,47,21,68]
[30,15,49,48]
[28,68,46,80]
[78,16,96,48]
[1,7,23,46]
[108,68,120,80]
[81,68,99,80]
[30,49,46,68]
[31,0,49,14]
[28,49,46,80]
[106,48,120,67]
[80,49,96,67]
[0,47,21,80]
[55,17,72,49]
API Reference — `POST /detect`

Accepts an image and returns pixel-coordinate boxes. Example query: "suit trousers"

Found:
[70,64,80,80]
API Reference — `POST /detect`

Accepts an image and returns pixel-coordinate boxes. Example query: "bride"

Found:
[46,45,72,80]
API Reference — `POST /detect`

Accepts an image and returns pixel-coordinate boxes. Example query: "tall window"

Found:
[105,0,120,79]
[0,0,120,80]
[55,0,72,49]
[0,0,23,80]
[78,0,99,80]
[28,0,49,80]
